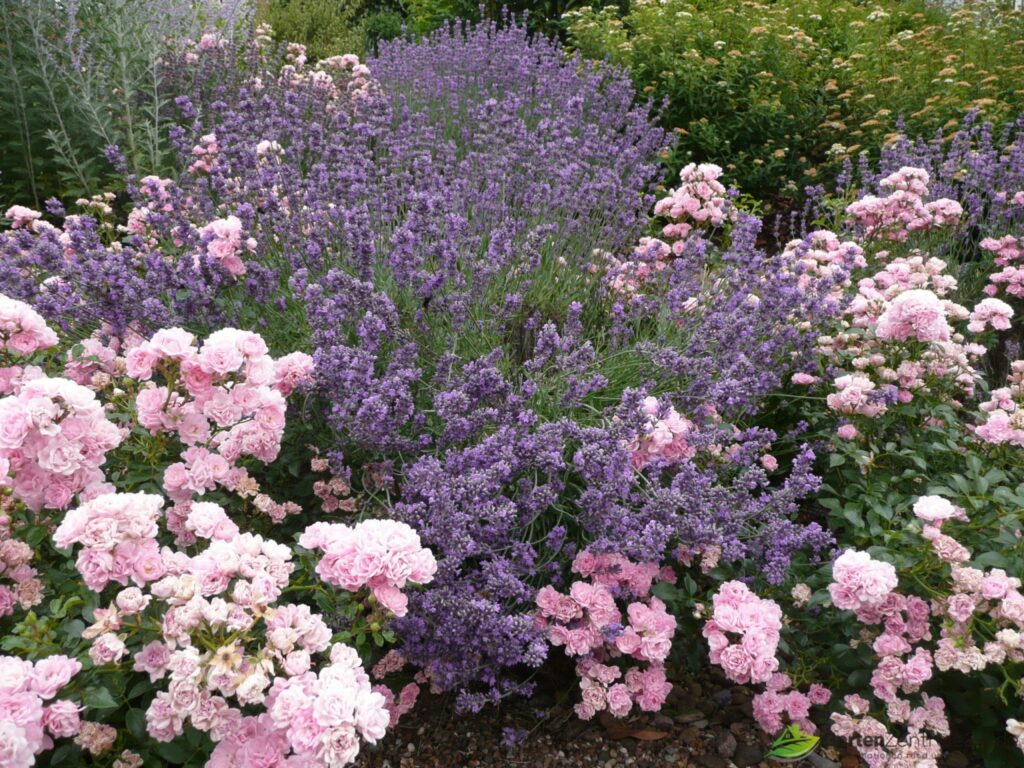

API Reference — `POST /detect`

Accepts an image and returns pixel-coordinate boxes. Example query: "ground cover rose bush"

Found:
[0,294,438,767]
[692,147,1024,765]
[816,112,1024,385]
[535,552,677,720]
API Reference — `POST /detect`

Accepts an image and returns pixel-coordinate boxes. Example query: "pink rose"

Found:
[902,650,934,688]
[372,584,408,617]
[606,683,632,717]
[76,549,114,591]
[124,347,157,379]
[718,645,752,683]
[32,656,82,699]
[133,642,170,683]
[43,700,81,738]
[89,633,126,665]
[0,402,30,448]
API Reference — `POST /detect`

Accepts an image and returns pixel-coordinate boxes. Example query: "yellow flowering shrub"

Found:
[567,0,1024,208]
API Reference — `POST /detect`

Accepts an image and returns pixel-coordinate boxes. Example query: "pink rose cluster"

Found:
[934,554,1024,675]
[273,351,315,396]
[830,585,932,690]
[372,682,420,727]
[818,254,982,420]
[847,254,959,327]
[73,722,117,756]
[62,332,126,389]
[134,533,358,750]
[845,167,963,241]
[299,519,437,617]
[188,133,220,175]
[653,162,737,249]
[573,660,673,721]
[820,511,1024,765]
[207,644,389,768]
[828,549,898,617]
[182,500,240,542]
[874,289,952,344]
[125,327,312,522]
[197,215,257,278]
[318,52,380,105]
[144,600,330,745]
[603,237,672,295]
[734,548,947,765]
[571,550,675,597]
[976,360,1024,447]
[371,649,407,679]
[967,297,1014,334]
[830,694,946,768]
[0,374,123,511]
[4,205,43,231]
[53,492,165,591]
[982,234,1024,300]
[121,176,186,245]
[0,514,43,617]
[536,551,677,720]
[752,673,831,735]
[0,654,82,768]
[309,455,357,514]
[702,580,782,685]
[155,531,295,613]
[826,373,887,418]
[911,495,966,526]
[263,46,382,115]
[821,516,1024,766]
[627,396,696,469]
[0,294,58,360]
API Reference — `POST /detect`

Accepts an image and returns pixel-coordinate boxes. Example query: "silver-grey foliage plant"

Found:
[0,0,252,205]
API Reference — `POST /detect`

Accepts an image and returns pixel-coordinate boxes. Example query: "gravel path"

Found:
[356,673,870,768]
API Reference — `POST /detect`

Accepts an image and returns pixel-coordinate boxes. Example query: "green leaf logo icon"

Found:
[765,723,820,763]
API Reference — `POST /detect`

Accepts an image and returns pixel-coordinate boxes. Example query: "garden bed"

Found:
[1,4,1024,768]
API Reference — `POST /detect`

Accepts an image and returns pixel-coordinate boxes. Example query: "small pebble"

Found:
[715,731,738,758]
[676,711,705,724]
[733,742,763,768]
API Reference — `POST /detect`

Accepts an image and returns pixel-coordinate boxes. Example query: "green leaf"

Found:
[155,739,192,763]
[24,526,47,547]
[766,724,820,761]
[64,619,85,640]
[127,679,154,700]
[82,686,119,710]
[126,708,148,738]
[841,506,863,528]
[48,743,80,765]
